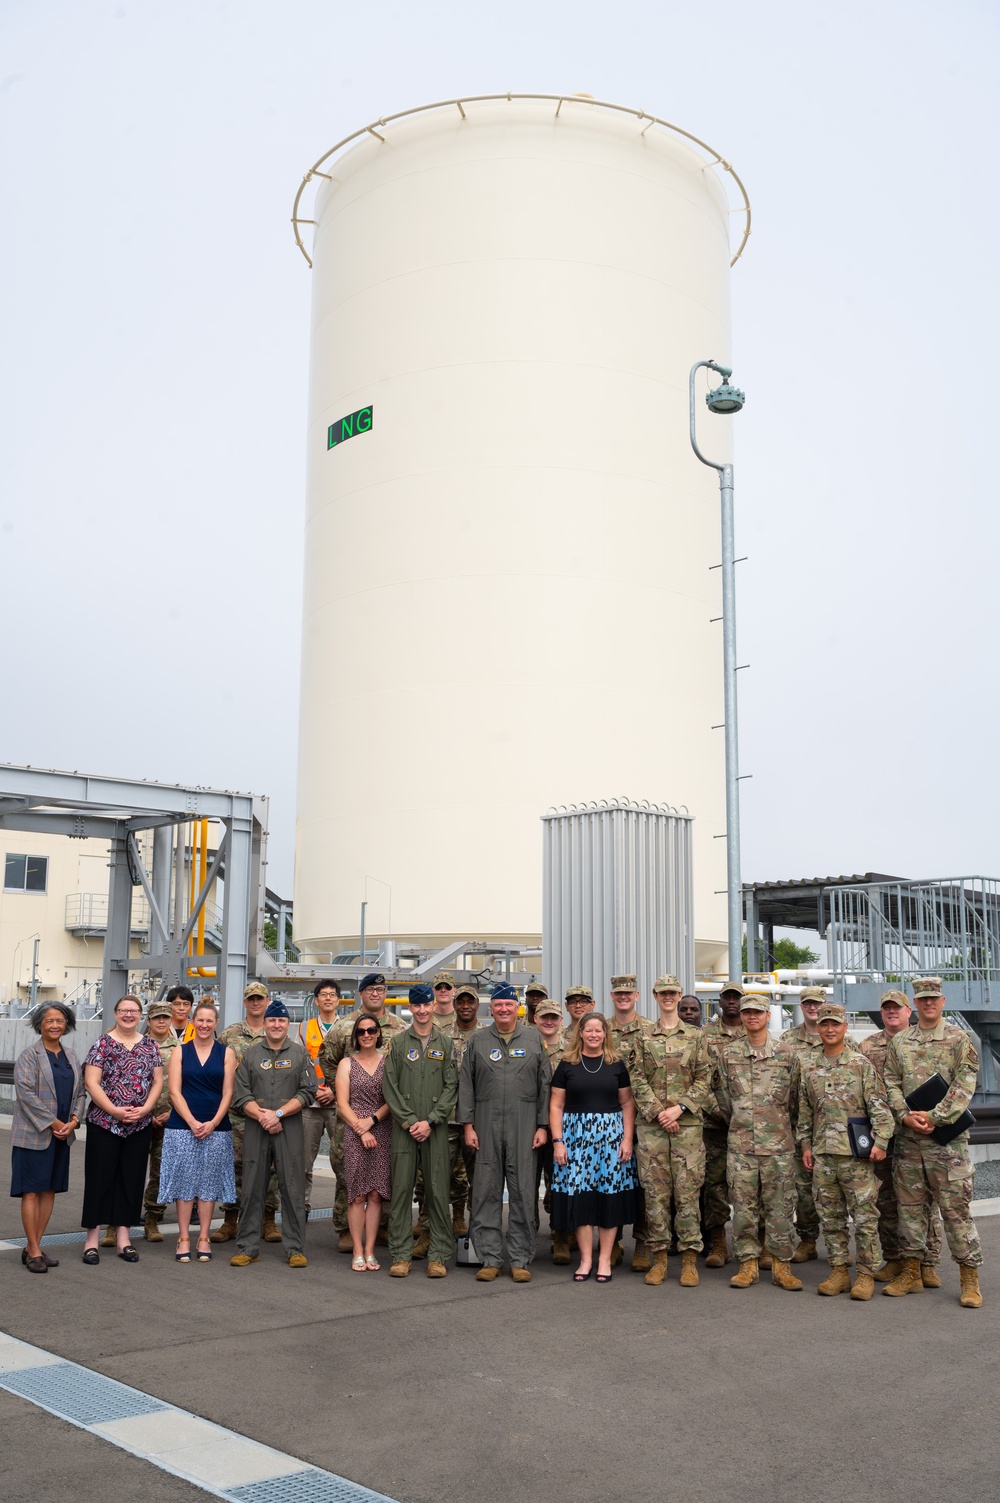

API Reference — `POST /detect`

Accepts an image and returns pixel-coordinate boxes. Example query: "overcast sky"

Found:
[2,0,997,902]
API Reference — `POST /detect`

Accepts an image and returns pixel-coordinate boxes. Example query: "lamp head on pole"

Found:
[705,378,745,414]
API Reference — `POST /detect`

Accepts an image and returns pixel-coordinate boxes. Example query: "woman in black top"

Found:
[549,1012,637,1281]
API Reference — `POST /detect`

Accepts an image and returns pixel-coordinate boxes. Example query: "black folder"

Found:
[847,1116,875,1159]
[905,1071,976,1144]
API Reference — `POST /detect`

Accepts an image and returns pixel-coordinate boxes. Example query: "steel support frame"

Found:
[0,765,267,1024]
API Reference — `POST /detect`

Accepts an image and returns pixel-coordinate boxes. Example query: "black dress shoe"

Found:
[26,1256,48,1273]
[81,1249,100,1265]
[117,1245,139,1263]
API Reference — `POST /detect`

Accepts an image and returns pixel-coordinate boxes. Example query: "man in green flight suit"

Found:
[459,983,550,1283]
[382,984,459,1279]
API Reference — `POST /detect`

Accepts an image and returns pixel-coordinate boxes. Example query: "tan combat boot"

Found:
[336,1231,353,1253]
[476,1265,500,1281]
[921,1264,942,1289]
[100,1225,117,1248]
[730,1258,759,1288]
[959,1266,983,1308]
[850,1269,875,1301]
[211,1210,238,1244]
[412,1226,431,1260]
[262,1212,282,1243]
[758,1249,773,1269]
[452,1206,468,1236]
[792,1238,818,1263]
[551,1233,571,1266]
[881,1257,923,1296]
[389,1261,411,1278]
[704,1227,729,1268]
[427,1261,447,1278]
[631,1239,651,1273]
[817,1265,852,1297]
[679,1250,699,1287]
[510,1266,532,1282]
[643,1252,668,1286]
[771,1259,804,1291]
[873,1259,902,1283]
[229,1252,258,1266]
[143,1214,163,1243]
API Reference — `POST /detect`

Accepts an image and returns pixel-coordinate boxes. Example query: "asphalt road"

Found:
[1,1149,997,1503]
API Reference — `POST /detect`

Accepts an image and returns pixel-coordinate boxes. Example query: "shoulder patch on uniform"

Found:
[407,1048,420,1061]
[489,1047,503,1061]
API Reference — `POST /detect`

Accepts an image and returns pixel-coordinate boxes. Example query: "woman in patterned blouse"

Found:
[80,995,163,1264]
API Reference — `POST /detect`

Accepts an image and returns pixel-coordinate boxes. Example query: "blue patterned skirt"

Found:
[550,1111,638,1230]
[159,1128,236,1205]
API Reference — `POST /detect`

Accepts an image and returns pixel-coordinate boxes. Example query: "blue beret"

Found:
[359,972,385,991]
[491,983,518,1001]
[409,984,434,1007]
[264,999,290,1019]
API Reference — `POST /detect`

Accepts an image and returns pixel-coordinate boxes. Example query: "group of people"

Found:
[8,969,985,1307]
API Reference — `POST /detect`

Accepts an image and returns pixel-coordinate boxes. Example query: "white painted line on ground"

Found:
[0,1328,400,1502]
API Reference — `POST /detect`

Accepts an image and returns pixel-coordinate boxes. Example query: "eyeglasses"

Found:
[117,1011,140,1019]
[356,1026,379,1037]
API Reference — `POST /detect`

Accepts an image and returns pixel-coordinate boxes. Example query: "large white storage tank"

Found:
[293,94,749,973]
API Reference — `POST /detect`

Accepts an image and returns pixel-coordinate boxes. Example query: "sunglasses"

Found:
[356,1026,379,1036]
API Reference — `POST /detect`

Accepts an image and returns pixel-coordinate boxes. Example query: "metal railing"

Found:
[65,892,150,933]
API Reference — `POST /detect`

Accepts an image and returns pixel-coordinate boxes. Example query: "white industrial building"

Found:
[292,94,750,978]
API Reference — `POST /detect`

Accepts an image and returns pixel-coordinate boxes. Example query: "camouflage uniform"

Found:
[629,1020,711,1253]
[534,1025,569,1226]
[415,1019,480,1234]
[796,1050,893,1271]
[320,1008,408,1235]
[714,1034,798,1261]
[143,1033,180,1221]
[609,1013,654,1242]
[777,1024,855,1243]
[860,1028,942,1265]
[218,1019,277,1218]
[700,1019,744,1231]
[884,1021,983,1267]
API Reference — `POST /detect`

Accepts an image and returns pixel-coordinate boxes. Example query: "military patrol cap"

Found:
[611,974,638,992]
[433,970,456,988]
[912,976,944,999]
[719,980,745,997]
[455,984,479,1002]
[359,972,386,991]
[525,981,549,998]
[264,999,290,1018]
[565,984,593,1001]
[409,984,434,1007]
[816,1002,847,1023]
[534,998,562,1018]
[880,989,909,1008]
[491,982,518,1001]
[244,981,269,1000]
[799,986,827,1005]
[739,995,770,1013]
[653,974,683,993]
[146,1000,172,1019]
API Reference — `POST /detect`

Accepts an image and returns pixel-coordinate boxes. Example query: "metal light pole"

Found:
[689,359,746,980]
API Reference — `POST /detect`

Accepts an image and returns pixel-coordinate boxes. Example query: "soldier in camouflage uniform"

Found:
[319,972,408,1252]
[629,976,711,1287]
[608,974,654,1271]
[797,1002,894,1300]
[141,1000,180,1241]
[211,981,281,1243]
[563,984,594,1044]
[533,997,571,1260]
[777,985,847,1263]
[861,988,943,1286]
[700,982,746,1267]
[883,977,984,1308]
[713,996,802,1291]
[413,980,480,1252]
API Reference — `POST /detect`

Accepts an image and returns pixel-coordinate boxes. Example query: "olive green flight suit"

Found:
[232,1035,316,1258]
[382,1026,459,1266]
[458,1022,550,1269]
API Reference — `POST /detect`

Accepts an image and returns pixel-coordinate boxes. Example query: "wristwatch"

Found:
[276,1108,284,1120]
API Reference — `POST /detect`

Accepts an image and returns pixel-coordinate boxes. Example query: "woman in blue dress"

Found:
[159,998,237,1262]
[549,1011,637,1282]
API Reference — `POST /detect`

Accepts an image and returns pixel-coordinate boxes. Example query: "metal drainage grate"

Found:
[0,1362,169,1424]
[227,1468,401,1503]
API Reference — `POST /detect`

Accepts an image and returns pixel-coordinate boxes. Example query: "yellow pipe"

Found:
[187,820,196,957]
[188,818,215,977]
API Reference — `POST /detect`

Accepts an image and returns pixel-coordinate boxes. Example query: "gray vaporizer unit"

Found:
[542,799,695,1019]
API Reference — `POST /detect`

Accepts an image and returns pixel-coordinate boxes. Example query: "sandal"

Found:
[352,1255,367,1271]
[573,1269,592,1281]
[365,1255,381,1272]
[196,1244,213,1262]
